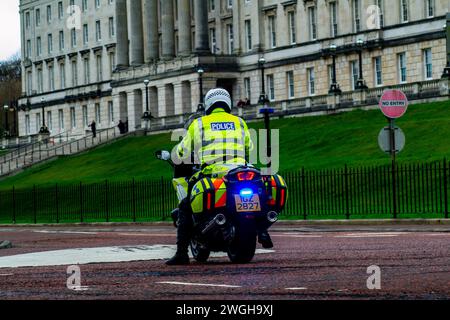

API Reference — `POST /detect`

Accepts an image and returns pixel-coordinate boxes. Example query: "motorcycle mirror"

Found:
[155,150,171,161]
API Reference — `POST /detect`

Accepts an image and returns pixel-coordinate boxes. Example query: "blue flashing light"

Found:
[240,188,254,197]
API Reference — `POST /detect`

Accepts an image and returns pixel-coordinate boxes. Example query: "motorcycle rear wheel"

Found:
[227,218,257,264]
[190,239,211,263]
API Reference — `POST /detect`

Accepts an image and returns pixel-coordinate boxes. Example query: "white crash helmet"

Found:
[204,88,232,115]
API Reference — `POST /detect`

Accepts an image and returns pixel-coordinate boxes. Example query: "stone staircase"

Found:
[0,127,135,178]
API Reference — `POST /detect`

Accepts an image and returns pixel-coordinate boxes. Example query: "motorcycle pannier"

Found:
[264,174,288,213]
[190,177,227,214]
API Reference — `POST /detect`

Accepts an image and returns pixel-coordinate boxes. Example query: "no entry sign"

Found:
[379,90,409,119]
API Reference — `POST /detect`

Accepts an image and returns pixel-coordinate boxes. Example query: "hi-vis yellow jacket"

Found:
[176,108,253,171]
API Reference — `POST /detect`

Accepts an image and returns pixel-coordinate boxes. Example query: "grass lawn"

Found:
[0,100,449,191]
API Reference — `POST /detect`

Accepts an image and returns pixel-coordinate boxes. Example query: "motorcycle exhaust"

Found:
[267,211,279,223]
[202,214,227,235]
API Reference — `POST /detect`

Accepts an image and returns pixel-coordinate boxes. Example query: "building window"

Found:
[83,24,89,45]
[71,28,77,47]
[58,2,63,19]
[353,0,361,33]
[245,20,252,52]
[268,15,276,48]
[330,2,338,37]
[96,20,102,42]
[308,7,317,41]
[96,0,101,9]
[48,66,55,91]
[71,60,78,86]
[84,58,90,84]
[244,77,251,101]
[26,40,32,58]
[109,52,116,74]
[227,24,234,54]
[95,103,101,124]
[36,37,42,56]
[59,31,65,51]
[307,68,315,96]
[426,0,434,18]
[400,0,409,23]
[109,17,115,37]
[27,71,33,95]
[96,55,103,82]
[108,101,114,123]
[35,9,41,26]
[351,60,359,90]
[288,11,296,44]
[82,0,88,12]
[35,113,41,134]
[287,71,295,99]
[25,115,31,135]
[209,0,215,11]
[58,109,65,131]
[374,57,383,86]
[25,12,30,29]
[82,105,88,127]
[398,53,407,83]
[37,69,43,93]
[70,107,76,129]
[210,28,217,54]
[48,34,53,53]
[228,0,233,9]
[267,75,275,101]
[60,64,66,89]
[47,111,53,131]
[424,49,433,79]
[46,5,52,24]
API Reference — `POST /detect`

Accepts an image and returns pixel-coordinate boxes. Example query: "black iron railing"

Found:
[0,160,448,224]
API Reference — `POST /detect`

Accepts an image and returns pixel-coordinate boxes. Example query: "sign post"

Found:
[379,90,409,219]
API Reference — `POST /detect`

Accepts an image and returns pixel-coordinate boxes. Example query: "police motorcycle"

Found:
[156,112,287,263]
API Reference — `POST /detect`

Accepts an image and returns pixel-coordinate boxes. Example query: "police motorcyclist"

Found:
[166,88,273,266]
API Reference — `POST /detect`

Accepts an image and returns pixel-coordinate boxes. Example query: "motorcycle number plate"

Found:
[234,195,261,212]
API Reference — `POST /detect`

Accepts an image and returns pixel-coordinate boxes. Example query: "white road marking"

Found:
[117,233,175,237]
[68,286,90,292]
[0,273,14,276]
[33,230,98,235]
[335,232,407,238]
[286,287,307,291]
[276,233,323,238]
[0,246,274,269]
[157,281,242,288]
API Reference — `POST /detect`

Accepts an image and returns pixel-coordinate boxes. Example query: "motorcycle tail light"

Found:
[237,172,256,181]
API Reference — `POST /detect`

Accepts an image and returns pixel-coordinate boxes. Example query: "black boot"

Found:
[166,250,190,266]
[166,200,192,266]
[258,231,273,249]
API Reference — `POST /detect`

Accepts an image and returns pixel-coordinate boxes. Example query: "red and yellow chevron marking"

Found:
[212,178,227,208]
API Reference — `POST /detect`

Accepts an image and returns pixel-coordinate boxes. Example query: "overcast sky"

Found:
[0,0,20,61]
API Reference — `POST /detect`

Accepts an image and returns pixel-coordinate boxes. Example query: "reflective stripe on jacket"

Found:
[177,108,253,169]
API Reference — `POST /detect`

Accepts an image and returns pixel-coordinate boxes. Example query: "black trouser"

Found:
[175,176,201,253]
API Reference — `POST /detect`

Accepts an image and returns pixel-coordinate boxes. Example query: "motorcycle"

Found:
[156,150,288,264]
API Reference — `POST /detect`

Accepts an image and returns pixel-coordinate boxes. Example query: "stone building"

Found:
[18,0,449,138]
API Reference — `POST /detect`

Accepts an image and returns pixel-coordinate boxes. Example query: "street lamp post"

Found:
[258,57,268,105]
[442,17,450,78]
[142,79,153,134]
[3,105,9,138]
[197,67,205,112]
[328,44,342,94]
[355,38,368,90]
[39,98,49,134]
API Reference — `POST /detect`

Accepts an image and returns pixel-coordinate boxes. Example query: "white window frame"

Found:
[287,71,295,99]
[374,56,383,86]
[307,68,315,96]
[398,53,407,83]
[424,49,433,80]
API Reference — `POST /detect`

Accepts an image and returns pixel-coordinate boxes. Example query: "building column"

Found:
[178,0,192,56]
[194,0,209,53]
[174,83,183,115]
[143,0,159,63]
[161,0,175,59]
[129,0,144,65]
[115,0,129,68]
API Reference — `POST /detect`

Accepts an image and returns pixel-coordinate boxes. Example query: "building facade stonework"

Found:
[18,0,449,138]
